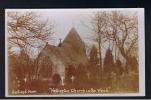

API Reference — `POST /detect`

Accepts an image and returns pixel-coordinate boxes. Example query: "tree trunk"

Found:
[119,47,130,73]
[98,39,102,84]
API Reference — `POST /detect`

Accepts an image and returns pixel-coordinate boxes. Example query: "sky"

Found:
[6,9,140,45]
[6,9,144,59]
[38,9,95,45]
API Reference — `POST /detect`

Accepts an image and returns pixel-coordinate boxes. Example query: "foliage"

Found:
[52,73,61,86]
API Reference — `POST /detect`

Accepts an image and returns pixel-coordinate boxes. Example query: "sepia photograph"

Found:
[5,8,145,97]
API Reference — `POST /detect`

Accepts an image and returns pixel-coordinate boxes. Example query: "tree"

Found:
[103,48,114,86]
[8,53,19,93]
[104,49,114,73]
[52,73,61,86]
[88,45,99,85]
[7,11,54,91]
[87,11,138,73]
[7,11,54,54]
[128,56,138,73]
[89,45,99,65]
[106,11,138,73]
[114,59,123,76]
[87,11,108,82]
[8,49,34,91]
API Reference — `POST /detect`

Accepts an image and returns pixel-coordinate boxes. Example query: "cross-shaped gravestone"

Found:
[61,76,65,86]
[71,76,75,83]
[87,72,90,79]
[24,77,27,83]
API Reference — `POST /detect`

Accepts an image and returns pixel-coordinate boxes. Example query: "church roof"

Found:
[37,27,88,75]
[63,27,82,44]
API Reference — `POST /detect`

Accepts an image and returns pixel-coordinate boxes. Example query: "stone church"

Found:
[35,28,88,80]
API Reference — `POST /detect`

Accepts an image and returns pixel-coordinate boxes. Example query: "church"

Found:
[35,27,88,80]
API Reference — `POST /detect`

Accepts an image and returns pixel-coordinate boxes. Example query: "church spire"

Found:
[62,27,84,50]
[63,27,81,43]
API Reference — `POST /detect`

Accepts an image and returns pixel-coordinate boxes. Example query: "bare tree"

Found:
[86,11,138,74]
[107,11,138,72]
[87,11,108,83]
[7,11,54,53]
[7,11,55,88]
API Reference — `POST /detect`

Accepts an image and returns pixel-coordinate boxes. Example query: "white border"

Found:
[5,8,145,97]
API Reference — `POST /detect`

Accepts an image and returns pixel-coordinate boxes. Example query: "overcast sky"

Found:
[6,9,141,45]
[39,9,95,45]
[6,9,144,59]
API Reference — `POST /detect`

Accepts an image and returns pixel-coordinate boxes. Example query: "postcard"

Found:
[5,8,145,97]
